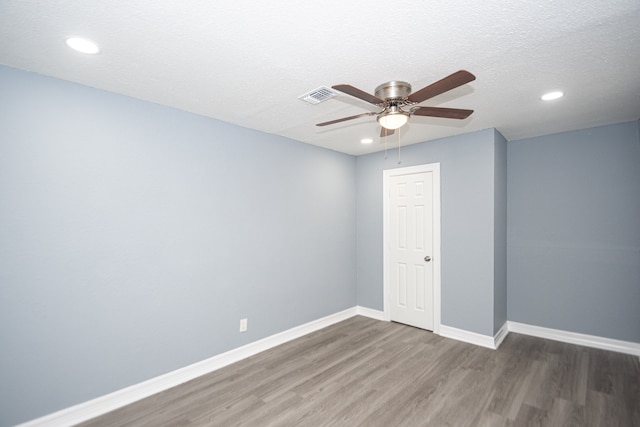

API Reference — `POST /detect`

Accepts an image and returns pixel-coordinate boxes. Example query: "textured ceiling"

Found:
[1,1,639,155]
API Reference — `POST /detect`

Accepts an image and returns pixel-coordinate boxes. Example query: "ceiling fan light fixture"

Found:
[317,70,476,133]
[377,111,409,130]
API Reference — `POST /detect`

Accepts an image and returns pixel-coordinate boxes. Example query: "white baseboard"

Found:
[440,322,508,350]
[18,307,359,427]
[439,321,640,356]
[507,321,640,357]
[357,309,510,351]
[356,306,386,321]
[493,322,509,348]
[27,309,637,426]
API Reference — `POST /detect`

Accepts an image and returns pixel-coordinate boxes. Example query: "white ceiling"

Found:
[1,1,639,155]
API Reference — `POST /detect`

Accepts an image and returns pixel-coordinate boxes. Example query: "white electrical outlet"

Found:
[239,318,248,332]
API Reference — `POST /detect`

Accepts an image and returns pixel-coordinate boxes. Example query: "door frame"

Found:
[383,163,442,334]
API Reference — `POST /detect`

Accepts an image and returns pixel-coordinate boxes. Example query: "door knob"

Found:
[424,255,431,262]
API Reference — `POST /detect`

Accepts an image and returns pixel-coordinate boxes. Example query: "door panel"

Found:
[389,171,434,330]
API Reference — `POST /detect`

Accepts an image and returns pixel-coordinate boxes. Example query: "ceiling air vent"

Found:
[298,86,340,105]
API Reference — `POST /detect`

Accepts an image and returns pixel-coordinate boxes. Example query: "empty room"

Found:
[1,1,638,426]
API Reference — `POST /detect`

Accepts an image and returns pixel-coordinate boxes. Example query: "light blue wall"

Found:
[493,130,508,333]
[507,121,640,342]
[356,129,504,336]
[4,61,637,426]
[0,66,357,426]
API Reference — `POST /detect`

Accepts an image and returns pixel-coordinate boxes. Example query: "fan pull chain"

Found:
[384,128,388,159]
[397,127,402,164]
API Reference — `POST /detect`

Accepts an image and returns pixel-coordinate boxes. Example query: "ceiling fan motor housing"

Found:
[375,81,413,130]
[375,81,412,100]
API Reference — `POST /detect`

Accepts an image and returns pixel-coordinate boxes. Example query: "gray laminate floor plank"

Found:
[78,316,640,426]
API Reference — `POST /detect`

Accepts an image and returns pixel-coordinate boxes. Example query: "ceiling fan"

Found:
[316,70,476,137]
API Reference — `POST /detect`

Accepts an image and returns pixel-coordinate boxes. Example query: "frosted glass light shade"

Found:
[378,112,408,130]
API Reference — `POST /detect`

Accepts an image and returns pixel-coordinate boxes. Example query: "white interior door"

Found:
[387,170,434,330]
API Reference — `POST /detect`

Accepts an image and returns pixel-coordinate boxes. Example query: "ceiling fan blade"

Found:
[332,84,384,105]
[316,112,376,127]
[412,106,474,119]
[380,127,395,137]
[407,70,476,103]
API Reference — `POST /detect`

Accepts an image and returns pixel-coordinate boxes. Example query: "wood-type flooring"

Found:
[79,316,640,426]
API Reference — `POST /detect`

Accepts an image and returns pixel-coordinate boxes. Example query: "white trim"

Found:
[383,163,442,334]
[356,306,386,321]
[439,324,506,350]
[493,322,509,349]
[18,307,359,427]
[25,311,640,427]
[507,321,640,357]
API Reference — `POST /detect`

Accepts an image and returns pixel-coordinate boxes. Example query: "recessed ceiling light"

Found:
[361,138,373,144]
[541,91,564,101]
[65,37,100,54]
